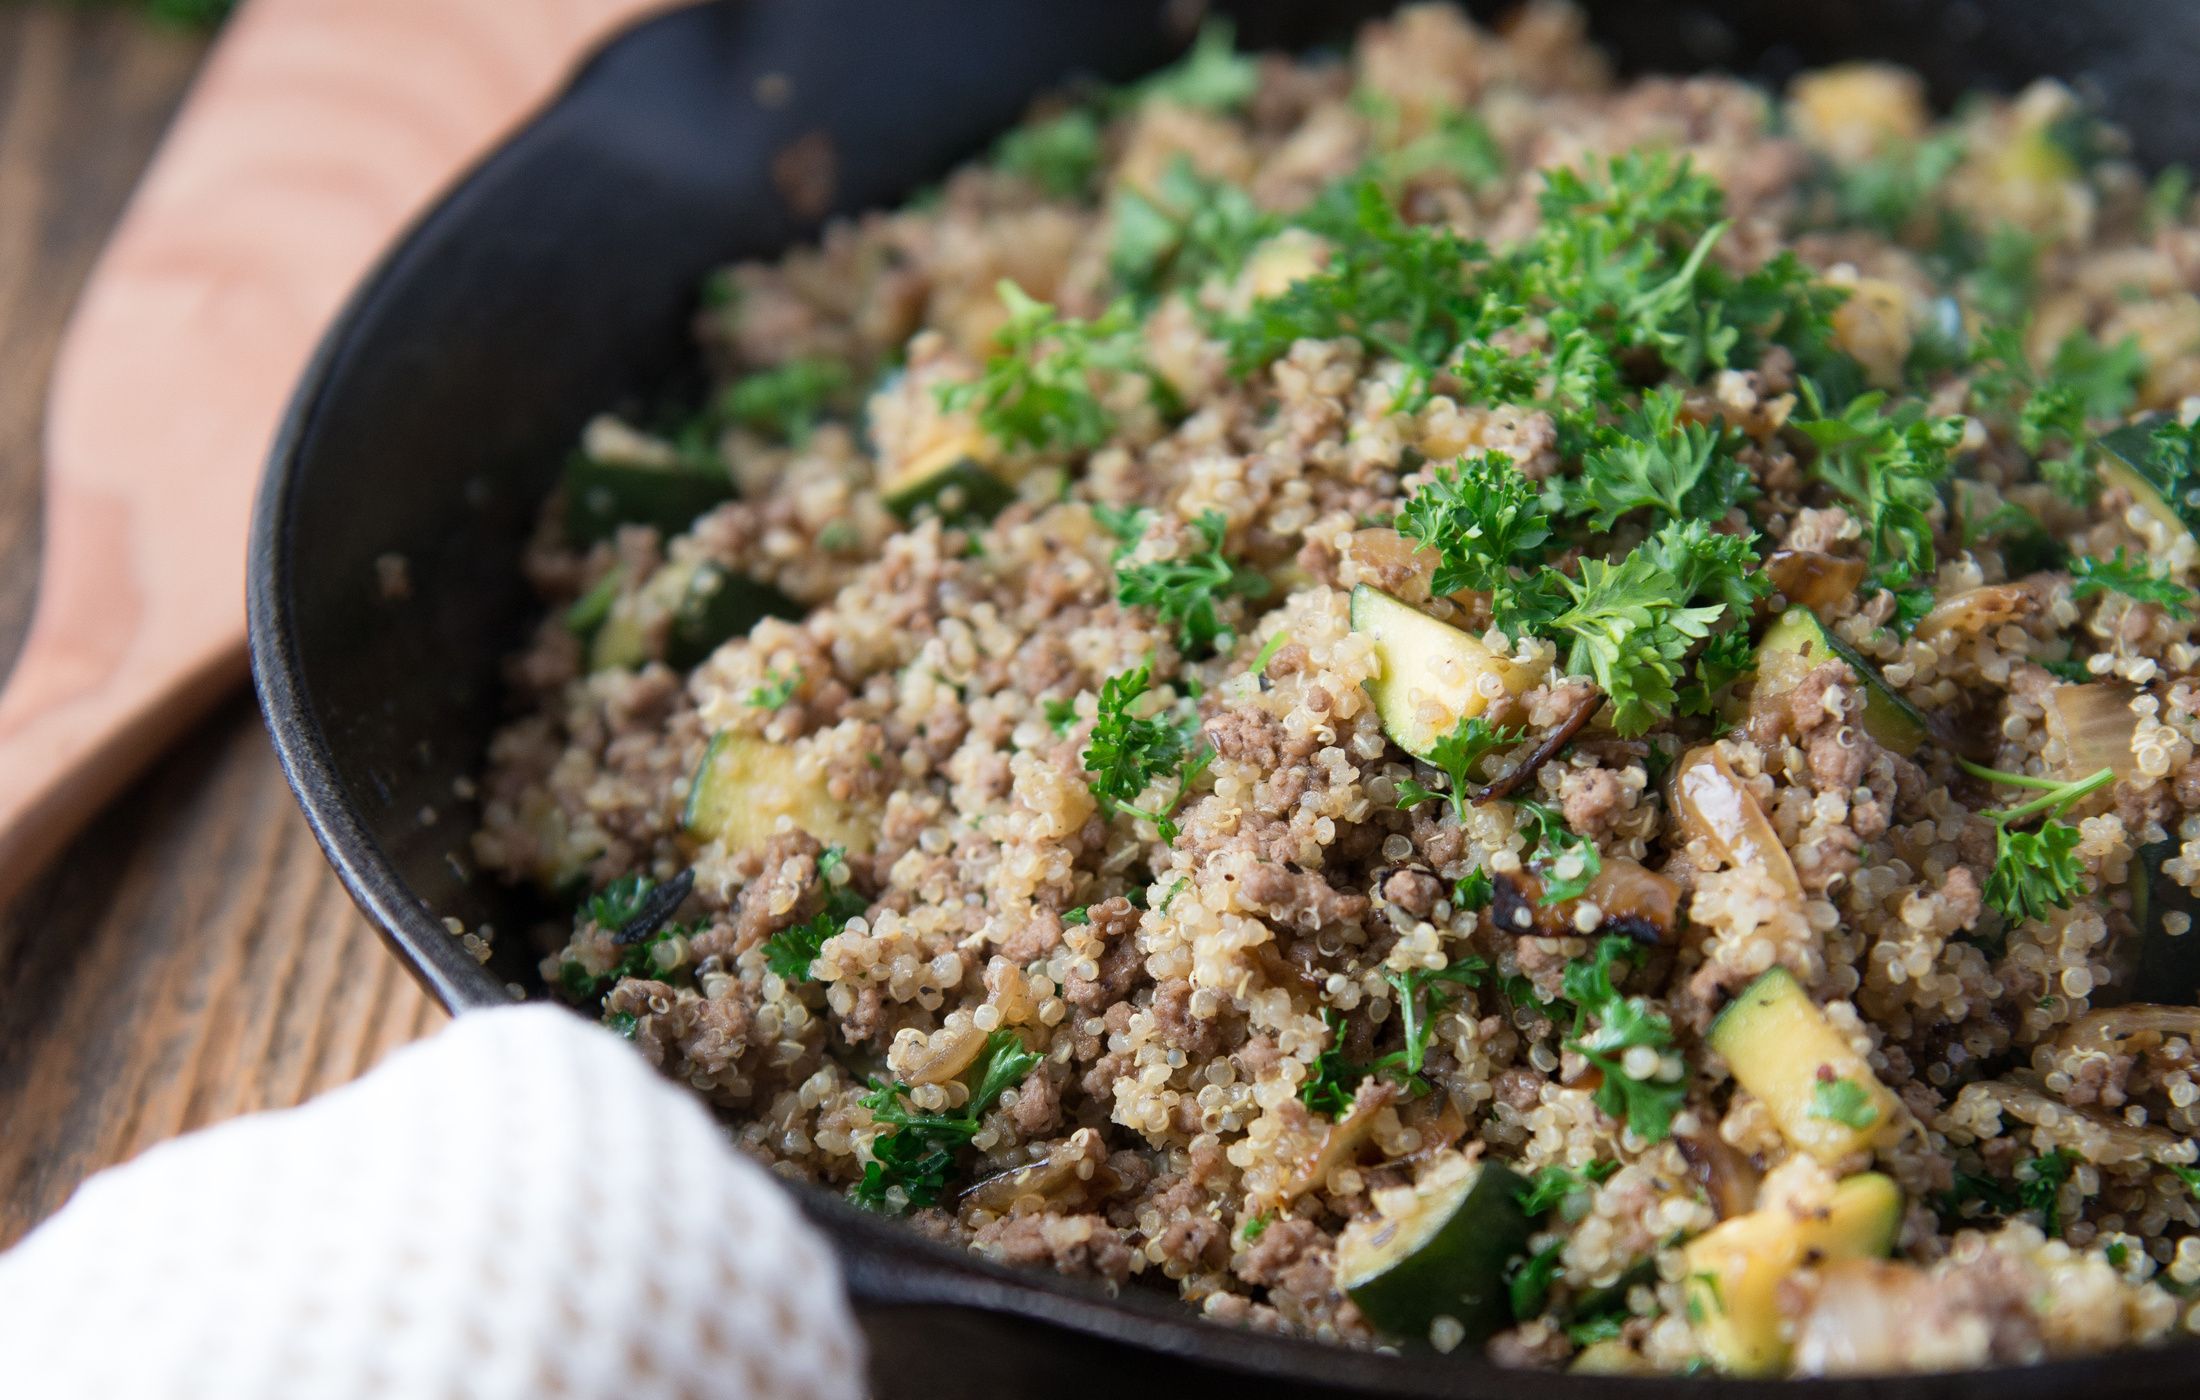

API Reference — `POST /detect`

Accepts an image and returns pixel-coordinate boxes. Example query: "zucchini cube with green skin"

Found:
[683,732,866,856]
[1681,1172,1903,1376]
[1348,585,1540,761]
[882,455,1017,525]
[2099,417,2200,543]
[563,451,735,546]
[1334,1158,1532,1344]
[588,559,800,673]
[1755,607,1929,757]
[1708,968,1899,1165]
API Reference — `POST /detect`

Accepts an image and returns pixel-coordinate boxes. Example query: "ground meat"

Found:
[999,908,1066,964]
[1065,896,1146,1009]
[1381,867,1444,919]
[971,1212,1136,1284]
[1493,1067,1545,1111]
[1153,979,1226,1058]
[1559,765,1628,836]
[1238,862,1370,931]
[604,980,751,1092]
[1807,723,1873,793]
[1011,1066,1064,1136]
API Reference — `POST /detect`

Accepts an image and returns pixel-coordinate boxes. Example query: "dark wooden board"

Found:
[0,5,444,1250]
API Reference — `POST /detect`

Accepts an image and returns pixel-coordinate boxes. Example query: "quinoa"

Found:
[472,4,2200,1376]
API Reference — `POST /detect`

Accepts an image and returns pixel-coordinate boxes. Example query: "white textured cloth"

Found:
[0,1006,864,1400]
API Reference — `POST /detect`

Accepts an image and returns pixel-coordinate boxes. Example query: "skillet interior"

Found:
[249,1,2200,1395]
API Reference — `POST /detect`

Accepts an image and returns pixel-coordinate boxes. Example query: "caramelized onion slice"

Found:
[1915,582,2038,643]
[903,1026,991,1086]
[1668,745,1803,900]
[1765,550,1869,613]
[2058,1003,2200,1054]
[1284,1081,1397,1201]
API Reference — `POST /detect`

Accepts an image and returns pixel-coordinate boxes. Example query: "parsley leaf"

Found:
[1960,759,2116,925]
[1497,520,1765,736]
[1109,155,1274,304]
[718,356,850,443]
[2070,548,2195,619]
[994,109,1103,198]
[761,846,870,981]
[1454,868,1494,909]
[1300,1009,1363,1117]
[1807,1076,1881,1131]
[1396,451,1551,596]
[1113,509,1270,656]
[2017,1148,2081,1237]
[1516,1159,1620,1218]
[1127,19,1257,112]
[1974,326,2145,505]
[1080,661,1210,842]
[1298,957,1488,1114]
[1792,381,1964,629]
[1222,181,1488,406]
[1391,714,1524,822]
[1510,1241,1567,1322]
[1516,798,1602,905]
[852,1029,1040,1212]
[747,667,802,708]
[1559,936,1683,1142]
[1825,132,1966,238]
[1567,389,1752,529]
[939,281,1161,453]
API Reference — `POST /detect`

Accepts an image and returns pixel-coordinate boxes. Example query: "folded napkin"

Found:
[0,1005,864,1400]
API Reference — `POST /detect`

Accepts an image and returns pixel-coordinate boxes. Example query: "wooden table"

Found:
[0,5,444,1250]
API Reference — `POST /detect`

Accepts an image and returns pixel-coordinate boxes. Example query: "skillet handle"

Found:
[0,0,675,909]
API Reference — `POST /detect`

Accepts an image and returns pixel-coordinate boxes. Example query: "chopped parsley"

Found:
[559,871,697,1002]
[1961,759,2115,926]
[2168,1162,2200,1201]
[1566,389,1752,530]
[1825,132,1965,238]
[1395,451,1551,596]
[2017,1148,2081,1237]
[1251,627,1290,675]
[1297,957,1487,1115]
[1239,1211,1274,1243]
[1509,1240,1567,1321]
[1516,1159,1620,1218]
[717,356,850,442]
[747,667,802,709]
[1392,715,1523,822]
[761,846,869,981]
[1559,936,1684,1142]
[851,1030,1041,1212]
[939,281,1161,453]
[2070,548,2195,619]
[1453,868,1494,909]
[994,109,1103,198]
[1126,19,1257,113]
[1974,325,2145,505]
[1109,155,1273,304]
[1514,797,1602,905]
[1792,382,1964,632]
[1042,695,1079,734]
[1221,180,1487,406]
[1496,519,1767,736]
[1080,661,1211,842]
[1113,509,1270,656]
[1807,1076,1881,1131]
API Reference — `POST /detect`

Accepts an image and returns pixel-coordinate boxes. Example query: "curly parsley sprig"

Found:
[1395,451,1551,596]
[1559,936,1684,1142]
[2070,548,2195,619]
[939,281,1166,453]
[1079,661,1212,843]
[1393,714,1524,822]
[1111,509,1271,656]
[1960,758,2116,925]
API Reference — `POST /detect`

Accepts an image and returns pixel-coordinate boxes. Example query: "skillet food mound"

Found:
[471,3,2200,1374]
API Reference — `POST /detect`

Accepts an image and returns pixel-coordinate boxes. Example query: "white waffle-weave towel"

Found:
[0,1005,864,1400]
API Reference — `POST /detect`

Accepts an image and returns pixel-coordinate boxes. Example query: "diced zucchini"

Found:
[682,732,866,855]
[883,455,1016,524]
[589,559,799,673]
[563,451,734,546]
[1682,1172,1903,1377]
[1755,607,1929,757]
[1334,1158,1532,1344]
[1708,969,1899,1166]
[2099,417,2199,542]
[1570,1340,1656,1375]
[1349,585,1541,761]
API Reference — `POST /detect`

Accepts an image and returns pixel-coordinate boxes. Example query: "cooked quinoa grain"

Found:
[474,4,2200,1375]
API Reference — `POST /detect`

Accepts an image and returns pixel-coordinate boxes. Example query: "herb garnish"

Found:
[718,356,850,443]
[1559,936,1684,1141]
[1080,661,1211,843]
[2070,548,2196,619]
[1393,715,1524,822]
[939,282,1161,453]
[1807,1076,1882,1131]
[1396,451,1551,596]
[1113,510,1270,656]
[762,846,870,981]
[852,1030,1041,1212]
[1960,759,2115,925]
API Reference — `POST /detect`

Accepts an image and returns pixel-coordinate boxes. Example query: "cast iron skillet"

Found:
[249,1,2200,1395]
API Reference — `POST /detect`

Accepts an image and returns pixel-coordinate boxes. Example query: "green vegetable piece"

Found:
[563,451,734,546]
[1349,586,1537,761]
[1335,1158,1534,1344]
[1755,606,1931,756]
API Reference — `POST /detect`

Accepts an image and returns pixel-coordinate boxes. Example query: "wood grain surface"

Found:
[0,5,444,1251]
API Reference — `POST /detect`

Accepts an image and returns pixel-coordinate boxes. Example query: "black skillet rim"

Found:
[246,3,2200,1395]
